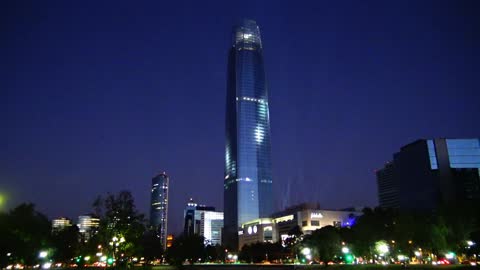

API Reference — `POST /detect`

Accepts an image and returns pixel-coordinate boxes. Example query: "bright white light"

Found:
[39,251,48,258]
[342,247,349,254]
[306,254,312,260]
[84,256,90,261]
[112,236,118,242]
[467,240,475,246]
[375,241,389,255]
[96,253,102,257]
[414,251,421,257]
[445,252,454,259]
[227,254,233,259]
[120,237,125,243]
[254,126,264,143]
[397,255,405,261]
[301,247,311,256]
[243,33,252,39]
[42,263,51,269]
[233,255,238,260]
[100,256,107,262]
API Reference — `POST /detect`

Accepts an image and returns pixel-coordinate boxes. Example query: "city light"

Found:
[0,194,5,207]
[445,252,455,260]
[414,251,421,257]
[467,240,475,246]
[375,241,389,255]
[38,251,48,259]
[301,247,311,256]
[301,247,312,261]
[341,247,350,254]
[397,255,406,261]
[41,263,51,269]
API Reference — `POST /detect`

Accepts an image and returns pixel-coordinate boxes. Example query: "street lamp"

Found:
[342,247,350,254]
[39,251,48,259]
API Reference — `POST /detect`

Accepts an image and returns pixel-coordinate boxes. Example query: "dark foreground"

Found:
[149,264,476,270]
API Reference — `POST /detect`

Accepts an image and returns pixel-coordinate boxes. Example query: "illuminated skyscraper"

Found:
[150,172,169,250]
[224,19,273,249]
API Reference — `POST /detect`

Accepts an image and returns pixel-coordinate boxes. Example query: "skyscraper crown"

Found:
[233,19,262,49]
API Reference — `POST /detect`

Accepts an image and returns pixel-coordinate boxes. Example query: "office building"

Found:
[183,198,224,246]
[376,138,480,210]
[51,217,72,233]
[238,203,361,250]
[224,19,273,249]
[150,172,169,250]
[77,215,100,241]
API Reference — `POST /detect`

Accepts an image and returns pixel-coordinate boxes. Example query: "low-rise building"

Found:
[238,203,361,250]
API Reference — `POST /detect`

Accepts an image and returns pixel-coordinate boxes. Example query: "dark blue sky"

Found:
[1,1,479,235]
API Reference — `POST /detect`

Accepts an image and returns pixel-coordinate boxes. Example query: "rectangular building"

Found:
[238,203,361,250]
[376,138,480,210]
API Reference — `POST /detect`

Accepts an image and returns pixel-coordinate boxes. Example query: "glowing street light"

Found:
[445,252,455,260]
[342,247,350,254]
[38,251,48,259]
[467,240,475,246]
[375,241,389,255]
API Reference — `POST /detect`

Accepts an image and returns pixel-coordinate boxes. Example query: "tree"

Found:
[51,225,80,262]
[239,242,284,263]
[91,191,147,263]
[0,203,51,266]
[303,226,341,263]
[166,234,205,265]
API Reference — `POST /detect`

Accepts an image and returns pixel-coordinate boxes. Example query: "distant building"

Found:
[52,217,72,233]
[183,198,223,246]
[77,215,100,241]
[376,162,400,208]
[150,172,169,250]
[166,234,174,248]
[376,138,480,210]
[238,203,361,250]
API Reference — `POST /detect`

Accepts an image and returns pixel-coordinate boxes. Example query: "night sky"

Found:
[1,1,479,235]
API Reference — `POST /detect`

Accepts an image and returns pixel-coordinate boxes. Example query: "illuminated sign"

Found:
[311,212,323,219]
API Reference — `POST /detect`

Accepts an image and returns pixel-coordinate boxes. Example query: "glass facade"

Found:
[446,139,480,169]
[427,140,438,170]
[150,173,169,250]
[224,19,273,247]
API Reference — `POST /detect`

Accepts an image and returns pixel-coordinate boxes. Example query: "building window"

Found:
[311,220,320,226]
[302,220,308,227]
[333,221,341,228]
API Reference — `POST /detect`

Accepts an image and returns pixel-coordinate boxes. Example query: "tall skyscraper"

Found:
[150,172,169,250]
[376,138,480,210]
[224,19,273,249]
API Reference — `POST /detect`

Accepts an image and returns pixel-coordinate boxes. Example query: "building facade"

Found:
[376,138,480,210]
[77,215,100,241]
[183,198,224,246]
[52,217,72,233]
[238,203,361,250]
[224,19,273,249]
[150,172,169,250]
